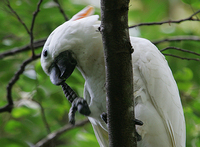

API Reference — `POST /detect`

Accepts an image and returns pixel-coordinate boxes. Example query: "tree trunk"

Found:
[100,0,137,147]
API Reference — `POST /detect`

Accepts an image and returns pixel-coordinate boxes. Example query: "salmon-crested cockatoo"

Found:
[41,6,186,147]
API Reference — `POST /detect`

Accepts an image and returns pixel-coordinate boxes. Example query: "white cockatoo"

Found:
[41,6,186,147]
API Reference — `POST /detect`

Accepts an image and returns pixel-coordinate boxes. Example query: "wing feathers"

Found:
[89,118,109,147]
[131,37,185,147]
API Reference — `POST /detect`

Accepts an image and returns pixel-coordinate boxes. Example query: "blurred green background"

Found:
[0,0,200,146]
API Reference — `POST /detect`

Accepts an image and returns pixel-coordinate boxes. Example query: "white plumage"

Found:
[41,6,186,147]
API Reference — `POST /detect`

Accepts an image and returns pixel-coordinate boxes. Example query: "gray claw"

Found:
[100,112,107,124]
[68,97,91,125]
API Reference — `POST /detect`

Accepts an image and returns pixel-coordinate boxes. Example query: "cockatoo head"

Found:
[41,6,100,85]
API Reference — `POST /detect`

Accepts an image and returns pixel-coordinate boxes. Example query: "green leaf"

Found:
[182,0,199,5]
[0,138,28,147]
[174,67,193,81]
[11,107,32,118]
[5,120,23,135]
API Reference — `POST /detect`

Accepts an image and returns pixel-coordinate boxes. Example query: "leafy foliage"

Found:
[0,0,200,146]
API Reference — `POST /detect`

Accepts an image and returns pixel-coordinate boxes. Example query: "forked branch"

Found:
[0,55,41,113]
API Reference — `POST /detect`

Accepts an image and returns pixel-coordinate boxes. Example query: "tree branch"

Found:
[0,0,68,114]
[54,0,68,21]
[0,54,41,113]
[1,0,68,60]
[152,36,200,45]
[160,46,200,61]
[129,9,200,28]
[34,119,89,147]
[30,0,43,57]
[101,0,137,146]
[1,35,199,59]
[5,0,30,34]
[0,39,46,59]
[5,0,43,57]
[160,46,200,56]
[33,99,56,147]
[33,100,51,134]
[163,53,200,61]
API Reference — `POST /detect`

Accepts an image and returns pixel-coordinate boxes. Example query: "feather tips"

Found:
[131,37,185,147]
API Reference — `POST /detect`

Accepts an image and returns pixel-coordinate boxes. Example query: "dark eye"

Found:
[43,49,48,57]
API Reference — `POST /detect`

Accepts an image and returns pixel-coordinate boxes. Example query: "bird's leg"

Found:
[61,82,91,125]
[61,82,77,103]
[100,112,143,141]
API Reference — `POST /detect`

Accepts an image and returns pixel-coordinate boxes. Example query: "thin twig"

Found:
[34,119,89,147]
[0,39,46,59]
[33,100,51,134]
[33,99,56,147]
[5,0,30,34]
[163,53,200,61]
[160,46,200,56]
[129,10,200,28]
[1,35,199,59]
[0,54,41,113]
[30,0,43,57]
[152,36,200,45]
[54,0,68,21]
[5,0,43,57]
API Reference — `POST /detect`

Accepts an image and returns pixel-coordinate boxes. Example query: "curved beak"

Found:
[49,51,77,85]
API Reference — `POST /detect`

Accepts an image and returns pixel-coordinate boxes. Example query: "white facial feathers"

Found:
[41,6,100,75]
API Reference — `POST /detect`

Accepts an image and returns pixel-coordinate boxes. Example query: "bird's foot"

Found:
[100,112,107,124]
[134,118,143,141]
[100,112,143,141]
[61,83,91,125]
[69,97,91,125]
[134,119,143,126]
[136,131,142,141]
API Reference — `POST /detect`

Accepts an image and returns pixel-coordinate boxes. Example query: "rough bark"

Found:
[100,0,137,146]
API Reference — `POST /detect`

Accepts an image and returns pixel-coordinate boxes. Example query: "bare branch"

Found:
[0,0,43,113]
[0,39,46,59]
[129,10,200,28]
[152,36,200,45]
[163,53,200,61]
[0,54,41,113]
[33,100,51,134]
[5,0,43,57]
[39,102,51,134]
[1,0,68,59]
[34,119,89,147]
[30,0,43,57]
[5,0,30,34]
[190,9,200,19]
[54,0,68,21]
[160,46,200,56]
[0,104,13,113]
